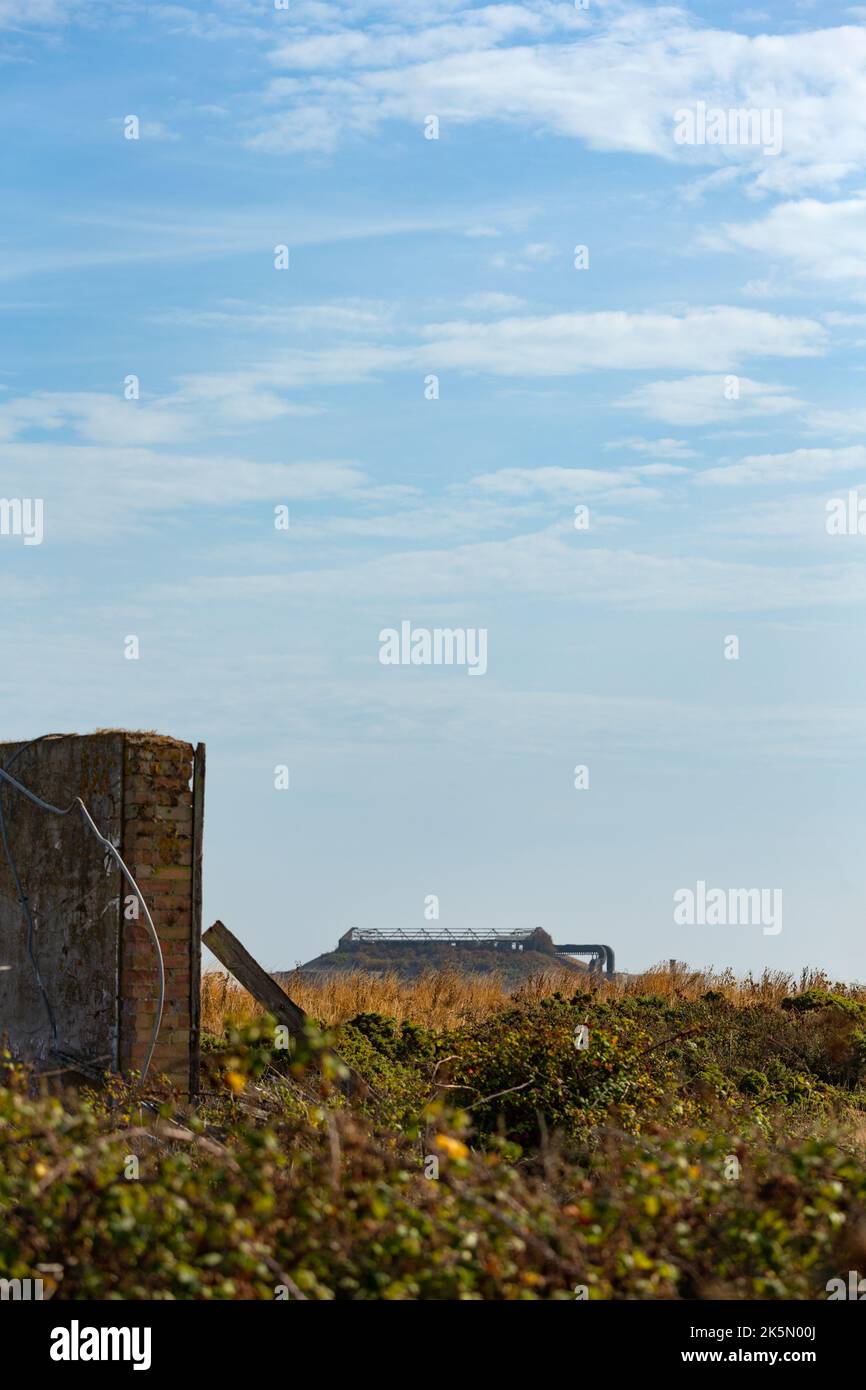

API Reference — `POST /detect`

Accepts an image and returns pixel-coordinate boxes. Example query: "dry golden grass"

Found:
[201,966,573,1034]
[201,961,866,1036]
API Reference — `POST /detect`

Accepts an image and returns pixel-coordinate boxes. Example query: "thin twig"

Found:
[325,1109,342,1191]
[468,1078,535,1109]
[639,1025,706,1056]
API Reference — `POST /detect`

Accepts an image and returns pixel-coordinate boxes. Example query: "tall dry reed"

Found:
[201,962,865,1037]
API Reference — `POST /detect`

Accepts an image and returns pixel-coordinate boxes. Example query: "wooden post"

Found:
[188,743,206,1098]
[202,920,373,1100]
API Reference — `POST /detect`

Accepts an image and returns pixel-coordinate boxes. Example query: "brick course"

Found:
[117,734,203,1090]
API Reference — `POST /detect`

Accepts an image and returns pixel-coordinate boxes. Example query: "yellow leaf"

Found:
[434,1134,469,1160]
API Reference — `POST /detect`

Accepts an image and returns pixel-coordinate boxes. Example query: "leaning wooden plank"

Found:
[203,920,373,1100]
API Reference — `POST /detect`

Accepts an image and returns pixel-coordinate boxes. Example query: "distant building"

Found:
[279,927,615,985]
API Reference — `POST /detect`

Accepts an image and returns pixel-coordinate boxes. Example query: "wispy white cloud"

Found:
[267,5,552,72]
[607,436,700,460]
[714,197,866,288]
[804,405,866,436]
[0,0,81,26]
[620,374,803,426]
[0,388,315,446]
[700,444,866,487]
[419,310,823,378]
[249,4,866,192]
[0,303,828,456]
[153,297,396,335]
[464,464,667,499]
[146,524,866,614]
[0,440,368,536]
[0,205,482,282]
[462,291,527,312]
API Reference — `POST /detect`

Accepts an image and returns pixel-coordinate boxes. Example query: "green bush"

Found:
[4,991,866,1300]
[782,989,866,1018]
[442,997,672,1145]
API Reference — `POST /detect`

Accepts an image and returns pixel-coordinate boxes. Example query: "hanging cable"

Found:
[0,738,164,1081]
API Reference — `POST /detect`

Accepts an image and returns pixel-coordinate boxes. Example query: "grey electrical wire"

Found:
[0,743,164,1081]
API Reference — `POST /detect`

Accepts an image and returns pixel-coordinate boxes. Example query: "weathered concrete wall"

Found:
[0,732,203,1090]
[0,733,123,1070]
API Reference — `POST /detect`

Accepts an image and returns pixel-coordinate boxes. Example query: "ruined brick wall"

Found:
[118,734,204,1089]
[0,731,203,1091]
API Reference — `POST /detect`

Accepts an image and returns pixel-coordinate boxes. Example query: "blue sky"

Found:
[2,0,866,978]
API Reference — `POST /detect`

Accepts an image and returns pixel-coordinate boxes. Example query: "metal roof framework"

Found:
[343,926,541,943]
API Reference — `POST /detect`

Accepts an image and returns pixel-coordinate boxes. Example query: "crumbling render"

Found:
[0,735,164,1080]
